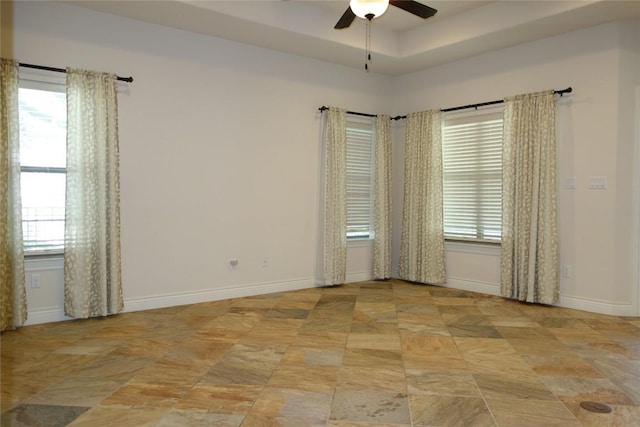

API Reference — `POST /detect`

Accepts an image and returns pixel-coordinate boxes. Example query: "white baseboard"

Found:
[124,277,316,313]
[25,307,73,326]
[559,294,637,317]
[444,277,501,296]
[346,271,373,283]
[313,273,373,287]
[24,275,636,326]
[407,275,636,316]
[25,277,316,326]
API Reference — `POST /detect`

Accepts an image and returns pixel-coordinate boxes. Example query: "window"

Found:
[18,85,67,253]
[442,107,503,242]
[346,117,375,239]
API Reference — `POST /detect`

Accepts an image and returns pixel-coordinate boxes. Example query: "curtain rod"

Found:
[318,87,572,120]
[317,106,376,118]
[19,62,134,83]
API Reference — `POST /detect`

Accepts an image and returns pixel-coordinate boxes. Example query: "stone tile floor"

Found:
[1,279,639,426]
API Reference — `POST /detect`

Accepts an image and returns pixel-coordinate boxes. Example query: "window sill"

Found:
[445,240,500,256]
[347,238,374,248]
[25,250,64,259]
[24,254,63,271]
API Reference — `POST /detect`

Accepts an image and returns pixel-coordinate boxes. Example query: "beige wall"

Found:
[8,1,640,322]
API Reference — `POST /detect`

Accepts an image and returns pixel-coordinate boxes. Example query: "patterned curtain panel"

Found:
[0,58,27,331]
[399,110,446,284]
[373,114,392,279]
[323,107,347,285]
[64,68,123,318]
[501,90,559,304]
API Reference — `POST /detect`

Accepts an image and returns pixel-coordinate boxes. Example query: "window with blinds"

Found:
[19,85,67,253]
[346,117,375,239]
[442,106,503,242]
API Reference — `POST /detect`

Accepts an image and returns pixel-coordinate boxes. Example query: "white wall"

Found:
[8,1,389,324]
[7,2,640,323]
[391,20,640,316]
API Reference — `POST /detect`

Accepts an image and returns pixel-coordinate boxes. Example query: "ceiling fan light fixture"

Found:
[349,0,389,20]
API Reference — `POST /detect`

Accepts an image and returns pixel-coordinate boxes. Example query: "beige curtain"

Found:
[323,107,347,285]
[373,114,392,279]
[501,90,559,304]
[0,58,27,331]
[399,110,446,284]
[64,67,123,318]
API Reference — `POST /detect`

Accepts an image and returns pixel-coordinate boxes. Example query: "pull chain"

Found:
[365,14,374,72]
[365,19,369,71]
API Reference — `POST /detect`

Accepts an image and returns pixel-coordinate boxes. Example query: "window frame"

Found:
[18,77,67,256]
[345,115,376,240]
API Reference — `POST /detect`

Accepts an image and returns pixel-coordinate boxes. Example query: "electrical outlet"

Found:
[31,273,41,288]
[562,265,572,278]
[229,259,239,270]
[262,258,269,268]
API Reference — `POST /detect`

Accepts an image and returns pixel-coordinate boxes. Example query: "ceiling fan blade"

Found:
[335,7,356,29]
[390,0,437,19]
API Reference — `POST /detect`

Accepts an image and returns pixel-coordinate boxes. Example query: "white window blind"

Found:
[346,117,375,239]
[442,107,503,242]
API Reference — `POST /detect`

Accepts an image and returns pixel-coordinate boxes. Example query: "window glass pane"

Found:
[18,86,67,253]
[21,172,65,252]
[19,88,66,168]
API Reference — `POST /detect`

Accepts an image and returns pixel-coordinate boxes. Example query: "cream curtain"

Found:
[323,107,347,285]
[0,58,27,331]
[501,90,559,304]
[373,114,392,279]
[399,110,446,284]
[64,67,123,318]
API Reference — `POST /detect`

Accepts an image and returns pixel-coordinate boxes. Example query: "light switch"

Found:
[588,176,607,190]
[565,177,576,189]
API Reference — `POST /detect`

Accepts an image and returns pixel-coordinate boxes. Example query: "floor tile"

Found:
[540,375,637,405]
[338,366,407,392]
[268,365,340,392]
[280,346,344,366]
[485,398,580,427]
[25,377,124,407]
[71,355,154,380]
[330,390,411,425]
[474,373,557,400]
[342,348,403,368]
[248,387,332,421]
[66,405,168,426]
[346,334,401,351]
[1,403,89,427]
[562,401,640,427]
[453,337,517,356]
[463,353,536,377]
[447,324,502,338]
[409,394,495,426]
[175,383,262,414]
[155,409,244,427]
[520,353,604,377]
[405,369,481,397]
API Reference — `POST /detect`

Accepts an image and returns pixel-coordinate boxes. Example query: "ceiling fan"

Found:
[335,0,437,29]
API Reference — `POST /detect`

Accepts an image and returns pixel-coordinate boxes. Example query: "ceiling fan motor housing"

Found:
[350,0,390,20]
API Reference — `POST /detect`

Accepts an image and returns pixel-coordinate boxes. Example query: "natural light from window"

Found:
[18,87,67,253]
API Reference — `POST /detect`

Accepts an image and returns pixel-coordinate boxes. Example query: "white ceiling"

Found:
[68,0,640,75]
